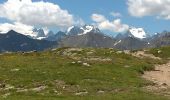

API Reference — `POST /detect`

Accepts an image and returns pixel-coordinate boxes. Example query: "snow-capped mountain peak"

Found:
[67,25,101,36]
[83,25,93,33]
[79,25,94,35]
[31,28,54,40]
[129,27,147,39]
[67,26,75,33]
[42,27,50,36]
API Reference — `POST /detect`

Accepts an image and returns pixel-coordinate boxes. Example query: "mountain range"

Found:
[0,25,169,52]
[0,30,56,52]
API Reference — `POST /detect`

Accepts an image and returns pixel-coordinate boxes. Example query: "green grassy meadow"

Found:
[0,47,169,100]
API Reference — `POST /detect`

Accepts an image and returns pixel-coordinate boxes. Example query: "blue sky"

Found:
[53,0,170,34]
[0,0,170,35]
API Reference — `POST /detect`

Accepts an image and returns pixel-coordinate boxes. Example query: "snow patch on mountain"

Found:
[67,25,101,36]
[83,25,93,34]
[114,40,122,46]
[36,37,46,40]
[42,27,50,36]
[129,27,147,39]
[31,28,54,40]
[67,26,75,33]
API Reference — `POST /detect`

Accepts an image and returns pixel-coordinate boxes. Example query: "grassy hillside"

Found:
[0,48,169,100]
[147,46,170,59]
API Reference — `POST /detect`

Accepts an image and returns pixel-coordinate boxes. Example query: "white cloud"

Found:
[91,14,129,33]
[0,22,34,35]
[74,17,85,26]
[0,0,76,28]
[128,0,170,19]
[91,14,106,22]
[110,12,122,17]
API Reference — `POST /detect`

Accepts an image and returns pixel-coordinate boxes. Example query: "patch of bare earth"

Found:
[130,50,170,96]
[142,61,170,96]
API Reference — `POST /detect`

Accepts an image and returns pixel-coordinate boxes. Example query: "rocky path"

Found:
[142,61,170,96]
[142,61,170,87]
[129,50,170,95]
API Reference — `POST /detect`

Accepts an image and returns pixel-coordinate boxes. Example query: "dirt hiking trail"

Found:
[129,50,170,95]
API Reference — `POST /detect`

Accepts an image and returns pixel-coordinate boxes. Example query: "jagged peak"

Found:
[67,25,101,36]
[129,27,147,39]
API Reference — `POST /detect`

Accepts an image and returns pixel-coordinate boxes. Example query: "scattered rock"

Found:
[27,50,37,53]
[62,86,66,89]
[60,48,83,56]
[55,80,66,88]
[158,50,162,54]
[109,51,115,54]
[97,90,105,94]
[116,51,123,54]
[124,65,130,68]
[4,84,14,90]
[42,72,47,74]
[16,88,28,93]
[71,61,76,64]
[10,68,20,72]
[67,48,83,52]
[86,52,94,55]
[51,48,57,51]
[77,61,82,63]
[82,63,90,67]
[31,86,46,92]
[53,89,62,95]
[123,50,130,54]
[84,57,112,62]
[75,91,88,96]
[2,93,10,98]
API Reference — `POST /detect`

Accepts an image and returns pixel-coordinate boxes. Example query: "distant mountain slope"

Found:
[59,32,116,48]
[58,25,116,48]
[113,27,150,50]
[0,30,56,52]
[150,31,170,48]
[0,25,170,51]
[113,37,149,50]
[45,31,66,41]
[115,27,149,40]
